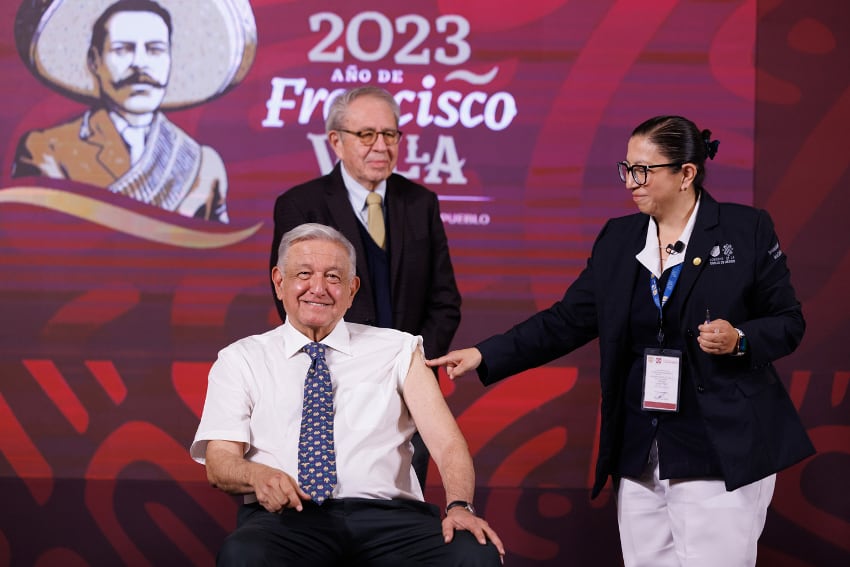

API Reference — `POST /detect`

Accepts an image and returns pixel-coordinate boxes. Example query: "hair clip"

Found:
[704,138,719,160]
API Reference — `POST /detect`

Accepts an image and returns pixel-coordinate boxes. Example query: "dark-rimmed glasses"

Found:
[617,161,681,186]
[337,129,403,146]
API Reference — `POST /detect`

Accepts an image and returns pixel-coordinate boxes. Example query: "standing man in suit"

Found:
[270,86,462,489]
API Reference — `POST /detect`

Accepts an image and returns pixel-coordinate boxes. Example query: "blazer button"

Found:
[696,385,705,393]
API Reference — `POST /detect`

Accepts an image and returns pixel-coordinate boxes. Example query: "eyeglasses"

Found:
[337,128,403,146]
[617,161,681,186]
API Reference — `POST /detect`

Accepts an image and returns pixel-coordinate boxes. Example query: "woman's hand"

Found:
[697,318,739,355]
[425,348,483,380]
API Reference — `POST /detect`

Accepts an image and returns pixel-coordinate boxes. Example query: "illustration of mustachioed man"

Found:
[12,0,256,223]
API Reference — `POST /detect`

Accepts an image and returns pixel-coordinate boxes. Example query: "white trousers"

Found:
[617,442,775,567]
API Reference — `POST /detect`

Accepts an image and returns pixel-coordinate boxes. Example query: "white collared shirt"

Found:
[108,111,150,165]
[340,162,387,228]
[190,319,424,502]
[636,194,702,278]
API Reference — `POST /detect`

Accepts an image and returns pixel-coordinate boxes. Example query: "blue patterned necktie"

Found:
[298,342,337,504]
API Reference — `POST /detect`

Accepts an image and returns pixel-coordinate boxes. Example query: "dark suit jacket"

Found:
[475,190,814,498]
[270,164,461,360]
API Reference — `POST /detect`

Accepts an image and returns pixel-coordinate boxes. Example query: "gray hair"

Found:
[325,86,400,133]
[277,223,357,276]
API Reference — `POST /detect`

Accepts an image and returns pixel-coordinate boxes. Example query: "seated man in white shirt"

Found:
[190,222,504,566]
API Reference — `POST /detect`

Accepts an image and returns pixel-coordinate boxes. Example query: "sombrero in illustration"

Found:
[15,0,257,108]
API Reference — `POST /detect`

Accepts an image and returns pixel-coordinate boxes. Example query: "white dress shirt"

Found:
[635,194,701,277]
[109,111,150,165]
[190,319,424,502]
[340,162,387,228]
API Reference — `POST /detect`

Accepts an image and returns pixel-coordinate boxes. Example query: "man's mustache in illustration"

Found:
[113,71,167,90]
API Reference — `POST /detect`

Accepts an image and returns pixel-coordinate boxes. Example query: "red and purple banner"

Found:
[0,1,847,565]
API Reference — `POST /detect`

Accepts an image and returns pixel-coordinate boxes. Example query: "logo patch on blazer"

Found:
[768,242,784,260]
[709,243,736,265]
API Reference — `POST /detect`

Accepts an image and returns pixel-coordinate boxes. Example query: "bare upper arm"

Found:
[402,350,466,459]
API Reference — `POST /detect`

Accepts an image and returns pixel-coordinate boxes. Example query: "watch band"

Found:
[733,328,747,356]
[445,500,475,515]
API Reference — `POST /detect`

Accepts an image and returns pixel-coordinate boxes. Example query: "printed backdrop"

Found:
[0,0,847,565]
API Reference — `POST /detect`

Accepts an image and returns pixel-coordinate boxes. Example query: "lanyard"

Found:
[650,263,683,345]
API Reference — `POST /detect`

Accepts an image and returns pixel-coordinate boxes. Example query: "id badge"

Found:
[641,348,682,412]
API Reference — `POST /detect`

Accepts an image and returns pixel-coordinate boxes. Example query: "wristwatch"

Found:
[732,328,747,356]
[445,500,475,515]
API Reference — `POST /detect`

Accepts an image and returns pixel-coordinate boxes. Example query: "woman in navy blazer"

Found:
[428,116,814,566]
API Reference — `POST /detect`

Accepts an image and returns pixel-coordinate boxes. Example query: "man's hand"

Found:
[425,347,483,380]
[205,440,311,513]
[442,508,505,561]
[251,466,312,513]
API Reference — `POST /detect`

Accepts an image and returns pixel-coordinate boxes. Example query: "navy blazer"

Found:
[476,191,814,497]
[270,164,461,360]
